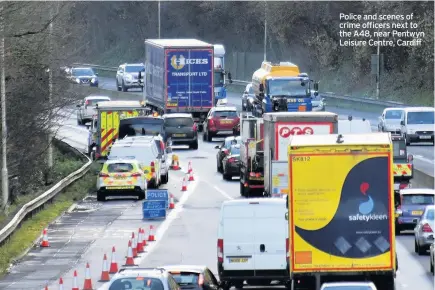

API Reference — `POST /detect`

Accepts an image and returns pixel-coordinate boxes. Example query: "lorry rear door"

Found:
[222,202,256,271]
[99,110,139,157]
[253,201,288,271]
[166,48,213,109]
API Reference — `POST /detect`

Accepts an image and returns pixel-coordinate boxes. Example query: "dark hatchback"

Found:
[163,113,198,150]
[119,116,167,142]
[160,265,220,290]
[215,136,242,172]
[222,145,241,180]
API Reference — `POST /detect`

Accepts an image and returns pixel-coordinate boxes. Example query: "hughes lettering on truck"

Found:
[263,112,338,197]
[251,62,319,116]
[143,39,214,129]
[87,101,149,160]
[287,133,396,290]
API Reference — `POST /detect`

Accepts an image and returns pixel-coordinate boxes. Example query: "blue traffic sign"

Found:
[142,200,166,220]
[146,189,169,208]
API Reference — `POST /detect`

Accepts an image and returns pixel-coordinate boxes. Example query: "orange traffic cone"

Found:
[148,225,155,241]
[58,277,64,290]
[137,228,145,253]
[83,263,93,290]
[44,285,48,290]
[109,246,119,274]
[40,228,50,247]
[123,240,136,266]
[181,177,188,191]
[141,228,147,247]
[99,254,110,282]
[169,194,175,209]
[170,157,180,170]
[72,270,79,290]
[131,232,138,258]
[188,170,195,181]
[187,161,193,174]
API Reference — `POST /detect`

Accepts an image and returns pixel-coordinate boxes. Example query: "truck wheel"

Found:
[97,191,106,202]
[122,80,127,92]
[220,281,230,290]
[233,282,243,289]
[223,171,231,180]
[137,191,145,200]
[240,182,245,197]
[190,140,198,150]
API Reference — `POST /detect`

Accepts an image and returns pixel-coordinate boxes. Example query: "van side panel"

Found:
[222,205,256,271]
[253,203,288,270]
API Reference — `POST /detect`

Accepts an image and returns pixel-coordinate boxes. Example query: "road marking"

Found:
[213,186,234,200]
[413,154,434,164]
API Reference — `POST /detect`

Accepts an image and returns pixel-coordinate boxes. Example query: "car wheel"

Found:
[122,80,127,92]
[240,181,245,197]
[96,191,106,202]
[405,134,410,146]
[77,118,82,125]
[206,131,213,142]
[233,281,243,289]
[431,256,434,274]
[138,191,145,200]
[223,171,231,180]
[116,80,121,91]
[202,132,206,141]
[190,140,198,150]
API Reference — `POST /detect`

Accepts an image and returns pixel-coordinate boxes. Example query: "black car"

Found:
[160,265,220,290]
[163,113,198,150]
[242,83,255,111]
[70,67,99,87]
[215,136,242,172]
[119,116,167,142]
[222,144,241,180]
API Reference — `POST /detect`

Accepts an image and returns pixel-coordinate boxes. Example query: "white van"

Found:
[217,198,290,289]
[108,141,162,188]
[400,107,435,145]
[338,118,372,134]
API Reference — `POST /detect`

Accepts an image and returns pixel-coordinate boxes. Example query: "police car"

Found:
[96,158,147,201]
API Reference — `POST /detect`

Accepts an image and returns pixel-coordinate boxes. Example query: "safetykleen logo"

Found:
[349,182,388,222]
[170,55,209,70]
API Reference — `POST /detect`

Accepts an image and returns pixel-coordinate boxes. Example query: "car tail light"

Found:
[423,223,433,233]
[150,162,155,173]
[209,119,215,127]
[131,173,142,177]
[228,157,236,163]
[198,274,204,286]
[99,172,109,177]
[192,123,197,132]
[160,140,165,151]
[217,239,224,263]
[399,183,408,189]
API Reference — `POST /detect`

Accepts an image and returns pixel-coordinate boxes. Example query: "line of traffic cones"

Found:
[169,194,175,209]
[181,176,188,191]
[40,228,50,247]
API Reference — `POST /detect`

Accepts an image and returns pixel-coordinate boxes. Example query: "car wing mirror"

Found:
[214,145,220,149]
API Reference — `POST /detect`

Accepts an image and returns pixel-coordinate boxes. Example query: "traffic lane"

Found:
[42,169,188,290]
[396,232,433,277]
[98,76,143,93]
[0,197,138,289]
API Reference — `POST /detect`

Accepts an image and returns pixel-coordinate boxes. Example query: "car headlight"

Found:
[396,209,402,215]
[91,78,96,83]
[75,78,80,84]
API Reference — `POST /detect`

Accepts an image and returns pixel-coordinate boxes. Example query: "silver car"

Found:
[414,204,434,255]
[320,282,377,290]
[241,83,255,111]
[76,95,111,125]
[378,107,404,134]
[116,63,145,92]
[102,267,176,290]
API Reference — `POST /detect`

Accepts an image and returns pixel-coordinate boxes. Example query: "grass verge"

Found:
[0,160,100,276]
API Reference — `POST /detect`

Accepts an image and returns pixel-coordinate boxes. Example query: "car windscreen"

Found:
[402,194,434,205]
[72,68,94,76]
[385,110,403,119]
[321,286,373,290]
[107,163,134,173]
[125,65,145,73]
[213,111,238,118]
[407,111,434,124]
[86,98,108,106]
[109,277,164,290]
[119,119,164,139]
[169,272,200,287]
[164,117,194,127]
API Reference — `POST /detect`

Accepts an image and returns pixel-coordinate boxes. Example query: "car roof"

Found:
[104,158,139,164]
[121,63,144,67]
[121,116,163,121]
[399,188,435,195]
[114,268,168,279]
[72,67,93,70]
[163,113,193,118]
[212,106,237,112]
[160,265,207,273]
[403,106,435,112]
[146,39,212,47]
[383,107,404,112]
[85,96,110,100]
[321,281,375,287]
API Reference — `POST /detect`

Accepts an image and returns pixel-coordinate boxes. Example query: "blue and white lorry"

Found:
[141,39,214,128]
[213,44,232,105]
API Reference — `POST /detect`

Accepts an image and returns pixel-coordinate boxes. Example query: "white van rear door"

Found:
[253,202,288,270]
[222,203,256,270]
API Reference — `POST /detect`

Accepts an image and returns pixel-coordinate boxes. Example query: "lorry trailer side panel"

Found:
[288,148,395,273]
[145,42,166,110]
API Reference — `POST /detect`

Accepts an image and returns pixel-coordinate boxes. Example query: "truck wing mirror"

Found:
[313,82,319,91]
[400,120,405,125]
[259,83,264,92]
[314,92,318,96]
[408,154,413,162]
[227,72,233,84]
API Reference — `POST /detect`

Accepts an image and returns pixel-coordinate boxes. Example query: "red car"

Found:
[203,106,240,142]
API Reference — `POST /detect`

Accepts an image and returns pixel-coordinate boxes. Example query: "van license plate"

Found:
[173,134,186,137]
[419,136,431,139]
[229,258,248,263]
[412,211,423,215]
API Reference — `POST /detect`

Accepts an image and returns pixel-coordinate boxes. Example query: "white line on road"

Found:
[213,185,234,200]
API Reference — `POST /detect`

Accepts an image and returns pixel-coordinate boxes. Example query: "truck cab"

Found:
[392,134,414,201]
[213,44,232,105]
